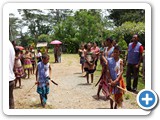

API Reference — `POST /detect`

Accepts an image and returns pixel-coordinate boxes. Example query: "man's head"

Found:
[132,34,139,43]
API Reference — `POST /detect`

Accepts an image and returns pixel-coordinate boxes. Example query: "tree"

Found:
[18,9,52,37]
[108,9,145,26]
[114,21,145,45]
[9,13,19,41]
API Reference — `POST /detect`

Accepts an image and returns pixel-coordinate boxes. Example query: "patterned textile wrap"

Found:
[101,77,110,98]
[110,76,126,107]
[23,59,32,69]
[37,77,50,104]
[14,66,24,78]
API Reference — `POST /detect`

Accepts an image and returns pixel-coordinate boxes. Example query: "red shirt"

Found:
[131,43,144,54]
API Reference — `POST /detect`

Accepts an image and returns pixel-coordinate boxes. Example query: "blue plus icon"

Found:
[137,89,158,110]
[142,93,153,105]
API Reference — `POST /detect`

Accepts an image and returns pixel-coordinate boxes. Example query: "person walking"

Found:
[35,53,52,108]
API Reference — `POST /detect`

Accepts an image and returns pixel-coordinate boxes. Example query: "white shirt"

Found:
[37,52,42,57]
[114,59,122,76]
[9,41,15,81]
[44,63,50,77]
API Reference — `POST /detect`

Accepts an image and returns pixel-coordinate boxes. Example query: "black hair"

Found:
[84,43,87,50]
[15,47,20,54]
[42,53,49,59]
[114,45,121,53]
[106,38,113,43]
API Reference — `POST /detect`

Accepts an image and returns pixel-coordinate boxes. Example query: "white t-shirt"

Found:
[9,41,15,81]
[44,63,50,77]
[114,58,122,76]
[37,52,42,57]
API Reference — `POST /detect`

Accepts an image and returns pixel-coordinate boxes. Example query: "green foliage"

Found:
[118,38,128,50]
[38,34,51,43]
[108,9,145,26]
[9,14,19,40]
[114,22,145,44]
[10,9,145,52]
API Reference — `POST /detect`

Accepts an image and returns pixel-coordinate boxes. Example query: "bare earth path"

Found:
[14,54,139,109]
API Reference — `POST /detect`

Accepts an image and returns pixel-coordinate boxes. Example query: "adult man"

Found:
[126,34,143,92]
[9,40,16,109]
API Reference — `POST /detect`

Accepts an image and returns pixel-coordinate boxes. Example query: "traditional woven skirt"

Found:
[15,66,24,78]
[23,59,32,69]
[110,77,126,107]
[37,82,50,104]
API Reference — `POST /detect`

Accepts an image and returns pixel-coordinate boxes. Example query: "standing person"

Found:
[91,42,100,68]
[84,42,96,84]
[35,53,52,108]
[9,40,16,109]
[36,49,42,63]
[96,38,114,99]
[78,44,86,73]
[30,46,36,74]
[106,46,125,109]
[126,34,143,92]
[57,44,62,63]
[23,47,32,79]
[14,48,24,88]
[54,45,58,63]
[104,38,114,58]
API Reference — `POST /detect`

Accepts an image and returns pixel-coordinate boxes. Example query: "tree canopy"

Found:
[9,9,145,52]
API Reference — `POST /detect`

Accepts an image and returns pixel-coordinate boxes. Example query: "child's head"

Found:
[42,53,50,64]
[80,43,85,49]
[87,42,92,50]
[15,48,20,56]
[113,45,121,58]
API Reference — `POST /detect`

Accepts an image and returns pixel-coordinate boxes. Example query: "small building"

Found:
[36,42,48,48]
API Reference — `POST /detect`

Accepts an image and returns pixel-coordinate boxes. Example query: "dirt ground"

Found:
[14,54,139,109]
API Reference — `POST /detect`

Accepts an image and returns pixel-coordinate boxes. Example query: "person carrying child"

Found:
[35,53,52,108]
[84,42,96,84]
[106,45,125,109]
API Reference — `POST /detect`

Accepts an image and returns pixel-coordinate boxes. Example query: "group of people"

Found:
[9,41,54,108]
[78,34,144,109]
[9,33,144,109]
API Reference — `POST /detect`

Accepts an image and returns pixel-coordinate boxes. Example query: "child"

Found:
[14,48,24,88]
[35,53,52,108]
[105,46,125,109]
[23,47,32,79]
[84,42,96,84]
[78,44,86,73]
